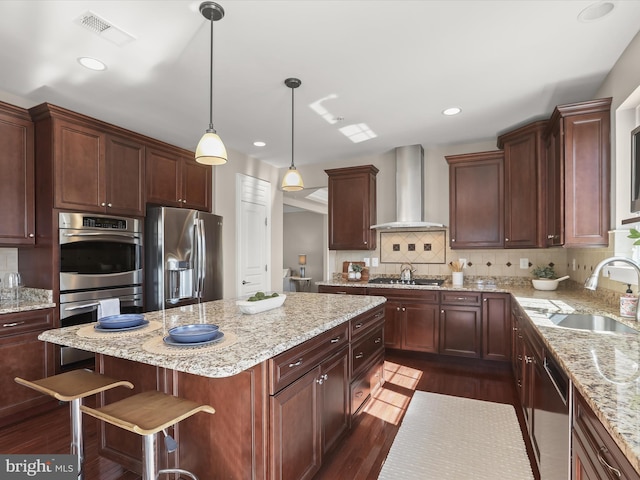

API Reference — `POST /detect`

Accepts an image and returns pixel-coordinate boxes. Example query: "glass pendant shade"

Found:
[281,166,304,191]
[195,130,227,165]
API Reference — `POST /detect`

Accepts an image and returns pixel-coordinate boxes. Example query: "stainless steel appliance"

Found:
[58,212,143,366]
[145,206,223,311]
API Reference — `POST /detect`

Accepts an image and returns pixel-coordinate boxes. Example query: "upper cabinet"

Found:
[0,102,35,245]
[446,151,504,249]
[544,98,611,247]
[497,121,547,249]
[30,104,145,217]
[146,146,211,212]
[326,165,378,250]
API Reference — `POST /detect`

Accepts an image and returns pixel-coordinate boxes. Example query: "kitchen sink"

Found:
[549,313,638,334]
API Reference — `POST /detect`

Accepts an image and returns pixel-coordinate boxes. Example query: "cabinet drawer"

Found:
[0,309,53,338]
[351,325,384,378]
[350,353,384,417]
[441,291,482,306]
[269,323,349,394]
[368,288,439,304]
[318,285,366,295]
[350,306,384,339]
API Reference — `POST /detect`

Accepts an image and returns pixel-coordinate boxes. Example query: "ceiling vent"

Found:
[75,11,135,47]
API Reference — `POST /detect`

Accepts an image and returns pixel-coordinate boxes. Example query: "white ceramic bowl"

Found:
[236,294,286,314]
[532,279,559,291]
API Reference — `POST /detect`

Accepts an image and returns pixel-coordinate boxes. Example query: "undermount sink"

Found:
[549,313,638,334]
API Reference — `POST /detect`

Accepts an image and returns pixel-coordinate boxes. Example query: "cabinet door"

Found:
[563,109,610,247]
[0,106,35,245]
[270,365,322,480]
[501,122,546,249]
[439,305,482,358]
[145,146,182,207]
[402,301,439,353]
[54,119,106,212]
[382,300,402,349]
[482,293,511,361]
[320,349,349,456]
[0,309,55,428]
[105,134,145,217]
[182,156,212,212]
[447,151,504,249]
[326,165,377,250]
[545,121,564,246]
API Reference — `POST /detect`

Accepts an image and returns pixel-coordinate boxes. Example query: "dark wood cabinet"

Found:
[146,146,212,212]
[0,309,55,428]
[30,103,145,217]
[497,121,547,248]
[573,388,640,480]
[0,102,35,245]
[446,151,504,249]
[481,293,511,361]
[544,98,611,247]
[368,288,439,353]
[439,297,482,358]
[326,165,378,250]
[317,285,367,295]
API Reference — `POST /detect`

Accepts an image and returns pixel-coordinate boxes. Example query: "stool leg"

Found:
[142,433,158,480]
[70,398,84,480]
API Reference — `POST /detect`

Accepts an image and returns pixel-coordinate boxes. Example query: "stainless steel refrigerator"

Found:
[145,206,223,311]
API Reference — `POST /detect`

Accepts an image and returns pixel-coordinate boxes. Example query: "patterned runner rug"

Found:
[378,391,534,480]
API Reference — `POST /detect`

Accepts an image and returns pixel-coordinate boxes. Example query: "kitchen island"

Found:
[38,292,386,479]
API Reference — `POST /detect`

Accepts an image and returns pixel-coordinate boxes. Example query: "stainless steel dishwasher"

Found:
[535,349,571,479]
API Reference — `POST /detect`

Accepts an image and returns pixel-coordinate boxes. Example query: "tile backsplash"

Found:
[0,248,18,283]
[379,231,446,264]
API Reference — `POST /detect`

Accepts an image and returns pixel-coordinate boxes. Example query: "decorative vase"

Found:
[452,271,463,287]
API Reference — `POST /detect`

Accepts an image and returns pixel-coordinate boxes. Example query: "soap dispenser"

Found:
[620,285,638,318]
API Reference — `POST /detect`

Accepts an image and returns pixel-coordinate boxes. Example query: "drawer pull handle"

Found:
[597,447,621,478]
[336,291,347,294]
[354,323,363,329]
[330,336,341,343]
[3,321,26,328]
[454,297,470,301]
[355,352,364,359]
[355,391,364,398]
[288,359,303,368]
[374,337,381,344]
[374,311,383,318]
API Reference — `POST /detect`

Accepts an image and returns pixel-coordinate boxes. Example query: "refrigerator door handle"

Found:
[196,219,207,298]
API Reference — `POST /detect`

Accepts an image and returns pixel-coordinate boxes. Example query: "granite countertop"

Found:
[0,288,55,314]
[38,292,386,378]
[320,278,640,475]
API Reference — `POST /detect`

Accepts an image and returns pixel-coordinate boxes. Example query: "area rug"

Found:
[378,392,534,480]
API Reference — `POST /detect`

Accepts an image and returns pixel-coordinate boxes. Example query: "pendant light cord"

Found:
[290,85,295,168]
[208,16,214,132]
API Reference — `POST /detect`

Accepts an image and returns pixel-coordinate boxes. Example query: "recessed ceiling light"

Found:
[253,141,266,147]
[442,107,461,116]
[578,1,615,22]
[77,57,107,71]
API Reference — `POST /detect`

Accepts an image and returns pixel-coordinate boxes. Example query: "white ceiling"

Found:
[1,1,639,170]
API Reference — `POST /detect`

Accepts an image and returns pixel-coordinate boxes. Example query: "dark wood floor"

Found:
[1,351,537,480]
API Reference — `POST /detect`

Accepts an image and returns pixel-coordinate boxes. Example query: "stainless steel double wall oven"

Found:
[58,212,143,366]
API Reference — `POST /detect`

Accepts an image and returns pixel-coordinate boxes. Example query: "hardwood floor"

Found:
[1,351,537,480]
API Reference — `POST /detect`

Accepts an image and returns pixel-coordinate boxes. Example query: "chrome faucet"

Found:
[584,256,640,322]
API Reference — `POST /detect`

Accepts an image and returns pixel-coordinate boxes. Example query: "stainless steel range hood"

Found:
[371,145,446,230]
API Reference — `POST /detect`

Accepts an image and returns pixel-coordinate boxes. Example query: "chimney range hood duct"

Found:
[370,144,445,230]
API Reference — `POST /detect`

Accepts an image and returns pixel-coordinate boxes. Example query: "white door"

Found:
[236,174,271,296]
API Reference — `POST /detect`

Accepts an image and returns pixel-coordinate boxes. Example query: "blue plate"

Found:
[94,320,149,332]
[163,331,224,347]
[168,324,220,343]
[98,313,145,329]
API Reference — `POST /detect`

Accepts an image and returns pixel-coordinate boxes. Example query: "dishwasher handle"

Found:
[543,355,569,406]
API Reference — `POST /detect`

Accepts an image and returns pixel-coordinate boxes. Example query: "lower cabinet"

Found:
[482,293,511,361]
[0,309,55,428]
[439,291,482,358]
[573,389,640,480]
[317,285,367,295]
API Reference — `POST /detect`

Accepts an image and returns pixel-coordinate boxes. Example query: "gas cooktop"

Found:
[368,277,445,286]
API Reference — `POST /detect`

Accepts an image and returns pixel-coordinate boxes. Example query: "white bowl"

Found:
[532,279,559,291]
[236,294,286,314]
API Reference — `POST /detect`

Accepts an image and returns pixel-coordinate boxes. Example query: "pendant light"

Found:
[195,1,227,165]
[281,77,304,191]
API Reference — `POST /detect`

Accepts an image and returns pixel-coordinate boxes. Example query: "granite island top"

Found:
[39,292,386,378]
[320,278,640,475]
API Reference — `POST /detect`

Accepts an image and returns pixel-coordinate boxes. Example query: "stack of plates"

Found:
[95,314,148,332]
[164,324,224,347]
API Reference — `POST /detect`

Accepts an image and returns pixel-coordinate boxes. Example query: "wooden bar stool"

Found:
[15,369,134,480]
[80,390,215,480]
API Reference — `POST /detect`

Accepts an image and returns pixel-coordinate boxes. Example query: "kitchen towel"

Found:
[378,391,534,480]
[98,298,120,319]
